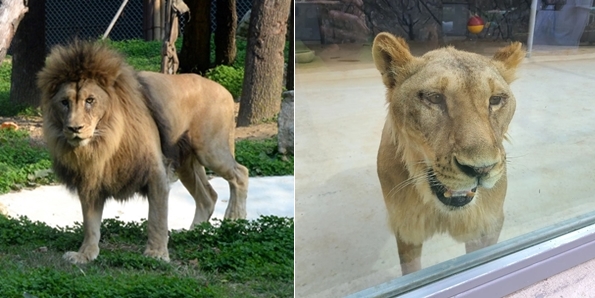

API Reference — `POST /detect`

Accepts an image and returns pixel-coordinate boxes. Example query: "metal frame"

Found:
[347,211,595,297]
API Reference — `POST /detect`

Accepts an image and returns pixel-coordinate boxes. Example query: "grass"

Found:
[0,129,54,194]
[0,215,294,297]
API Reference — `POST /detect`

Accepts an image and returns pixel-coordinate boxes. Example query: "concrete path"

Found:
[295,45,595,297]
[0,176,294,230]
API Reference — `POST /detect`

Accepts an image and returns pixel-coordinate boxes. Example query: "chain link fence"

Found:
[45,0,252,50]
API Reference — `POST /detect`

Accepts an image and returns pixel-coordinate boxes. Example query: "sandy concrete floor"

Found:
[295,43,595,297]
[0,176,294,230]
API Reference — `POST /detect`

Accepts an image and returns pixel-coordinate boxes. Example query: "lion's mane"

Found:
[37,41,173,200]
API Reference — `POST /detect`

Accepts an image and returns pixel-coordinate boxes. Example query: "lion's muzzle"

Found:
[454,158,496,178]
[427,170,477,208]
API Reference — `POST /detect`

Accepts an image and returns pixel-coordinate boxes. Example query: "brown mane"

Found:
[37,41,166,200]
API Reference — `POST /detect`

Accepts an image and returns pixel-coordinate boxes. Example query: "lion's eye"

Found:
[489,96,504,106]
[85,97,94,104]
[421,93,445,105]
[61,99,69,107]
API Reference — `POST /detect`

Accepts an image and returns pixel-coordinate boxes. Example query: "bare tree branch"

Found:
[0,0,29,65]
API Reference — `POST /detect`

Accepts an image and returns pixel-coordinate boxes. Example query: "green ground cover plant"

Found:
[0,215,294,297]
[0,129,53,194]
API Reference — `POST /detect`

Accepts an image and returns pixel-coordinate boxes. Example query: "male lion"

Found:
[372,33,525,275]
[37,41,249,264]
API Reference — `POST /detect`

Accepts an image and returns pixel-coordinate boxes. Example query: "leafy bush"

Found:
[0,129,55,194]
[108,39,163,72]
[0,60,31,116]
[235,137,294,177]
[205,65,244,100]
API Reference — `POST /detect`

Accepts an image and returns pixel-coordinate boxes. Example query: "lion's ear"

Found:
[492,42,525,83]
[372,32,414,88]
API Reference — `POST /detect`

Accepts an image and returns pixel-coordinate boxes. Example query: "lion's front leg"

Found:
[144,172,170,262]
[63,197,104,264]
[465,215,504,253]
[397,235,423,275]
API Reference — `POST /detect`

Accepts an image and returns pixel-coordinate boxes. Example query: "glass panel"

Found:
[294,0,595,297]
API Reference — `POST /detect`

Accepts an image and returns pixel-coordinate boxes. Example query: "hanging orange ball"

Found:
[467,16,485,34]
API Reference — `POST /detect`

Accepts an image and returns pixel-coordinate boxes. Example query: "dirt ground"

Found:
[0,103,278,144]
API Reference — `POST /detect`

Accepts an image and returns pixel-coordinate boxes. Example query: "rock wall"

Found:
[318,0,371,43]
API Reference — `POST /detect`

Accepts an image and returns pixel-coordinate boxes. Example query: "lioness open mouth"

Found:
[427,170,477,208]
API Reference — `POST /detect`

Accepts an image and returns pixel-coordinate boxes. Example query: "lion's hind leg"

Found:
[194,144,249,221]
[178,156,219,228]
[204,153,249,220]
[64,197,105,264]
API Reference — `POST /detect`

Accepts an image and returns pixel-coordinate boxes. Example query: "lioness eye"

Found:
[61,99,69,106]
[489,96,503,106]
[423,93,445,104]
[85,97,94,104]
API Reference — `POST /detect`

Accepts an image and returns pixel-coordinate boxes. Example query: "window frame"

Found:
[346,212,595,297]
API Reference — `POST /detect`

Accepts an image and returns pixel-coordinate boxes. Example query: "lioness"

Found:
[37,41,249,264]
[372,33,524,274]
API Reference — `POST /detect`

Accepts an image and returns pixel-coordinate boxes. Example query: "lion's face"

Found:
[51,80,109,147]
[373,33,524,209]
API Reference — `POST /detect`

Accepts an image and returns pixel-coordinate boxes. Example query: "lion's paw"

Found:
[144,248,170,262]
[224,208,247,220]
[63,251,96,264]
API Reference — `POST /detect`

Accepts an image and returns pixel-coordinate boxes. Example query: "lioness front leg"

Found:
[144,172,170,262]
[63,198,104,264]
[397,236,422,275]
[465,215,504,253]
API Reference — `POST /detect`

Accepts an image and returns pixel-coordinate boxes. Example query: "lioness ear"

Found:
[372,32,414,88]
[492,42,525,83]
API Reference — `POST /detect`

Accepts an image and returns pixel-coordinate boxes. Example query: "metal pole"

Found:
[102,0,130,40]
[527,0,538,57]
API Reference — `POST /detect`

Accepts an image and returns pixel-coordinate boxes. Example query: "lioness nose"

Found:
[454,158,495,177]
[68,125,84,133]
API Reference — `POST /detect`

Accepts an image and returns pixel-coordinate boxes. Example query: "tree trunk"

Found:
[286,0,294,91]
[214,0,236,66]
[179,0,211,74]
[0,0,29,65]
[237,0,291,127]
[10,0,45,107]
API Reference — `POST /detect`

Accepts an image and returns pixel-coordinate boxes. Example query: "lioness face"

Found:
[52,80,108,147]
[398,55,513,207]
[373,33,524,209]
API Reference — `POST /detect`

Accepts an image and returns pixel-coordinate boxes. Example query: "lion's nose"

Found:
[454,158,495,177]
[67,125,84,133]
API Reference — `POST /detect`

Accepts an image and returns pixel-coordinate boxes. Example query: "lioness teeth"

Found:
[444,189,475,198]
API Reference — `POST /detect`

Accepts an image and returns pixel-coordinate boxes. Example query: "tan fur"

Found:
[372,33,524,275]
[37,41,249,264]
